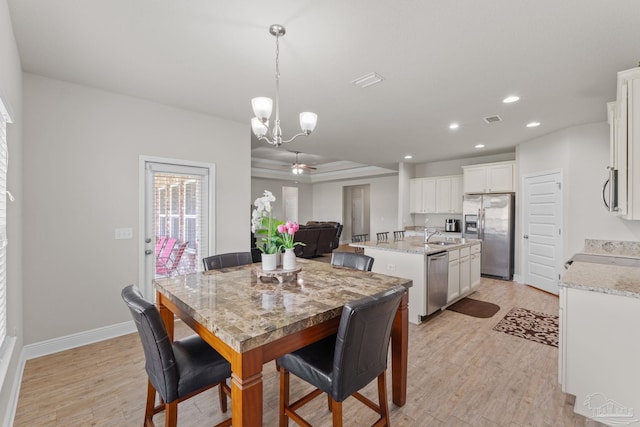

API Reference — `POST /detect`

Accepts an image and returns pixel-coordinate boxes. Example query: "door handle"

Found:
[145,249,153,255]
[145,238,152,243]
[523,235,529,239]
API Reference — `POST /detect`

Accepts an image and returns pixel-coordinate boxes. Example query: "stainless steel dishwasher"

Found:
[426,251,449,316]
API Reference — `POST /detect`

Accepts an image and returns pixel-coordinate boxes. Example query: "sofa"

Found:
[293,221,343,258]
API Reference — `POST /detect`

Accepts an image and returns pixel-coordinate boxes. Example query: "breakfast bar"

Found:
[154,258,412,426]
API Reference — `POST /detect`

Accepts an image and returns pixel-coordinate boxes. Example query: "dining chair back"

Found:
[376,232,389,242]
[277,285,406,427]
[121,285,232,427]
[393,230,405,241]
[330,252,374,272]
[203,251,254,271]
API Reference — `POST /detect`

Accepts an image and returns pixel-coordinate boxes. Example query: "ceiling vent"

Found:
[351,72,385,88]
[483,115,503,124]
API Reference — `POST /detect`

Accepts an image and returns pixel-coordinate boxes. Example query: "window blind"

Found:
[0,109,9,347]
[153,169,208,277]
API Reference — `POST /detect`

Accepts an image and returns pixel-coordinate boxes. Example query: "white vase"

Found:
[282,248,297,270]
[261,253,277,271]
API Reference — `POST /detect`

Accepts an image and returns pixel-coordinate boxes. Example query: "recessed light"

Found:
[503,95,520,103]
[526,121,541,127]
[475,144,485,149]
[449,123,459,130]
[404,155,413,159]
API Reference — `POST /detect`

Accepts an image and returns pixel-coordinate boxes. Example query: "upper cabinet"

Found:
[609,67,640,219]
[462,161,515,193]
[410,175,462,214]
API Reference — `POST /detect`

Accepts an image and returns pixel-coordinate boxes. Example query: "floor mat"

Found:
[493,307,558,347]
[446,297,500,318]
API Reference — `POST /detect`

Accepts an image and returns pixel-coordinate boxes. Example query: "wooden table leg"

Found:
[156,291,175,340]
[391,291,408,407]
[231,347,264,426]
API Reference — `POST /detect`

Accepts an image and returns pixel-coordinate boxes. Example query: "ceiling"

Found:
[8,0,640,178]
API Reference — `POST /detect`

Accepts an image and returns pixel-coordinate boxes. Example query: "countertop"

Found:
[350,236,480,256]
[560,239,640,298]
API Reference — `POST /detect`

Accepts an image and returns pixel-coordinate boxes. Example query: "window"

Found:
[153,171,207,275]
[0,95,12,349]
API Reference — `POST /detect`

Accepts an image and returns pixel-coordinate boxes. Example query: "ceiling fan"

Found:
[288,151,317,174]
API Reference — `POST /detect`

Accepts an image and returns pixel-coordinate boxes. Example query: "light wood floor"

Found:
[14,278,600,426]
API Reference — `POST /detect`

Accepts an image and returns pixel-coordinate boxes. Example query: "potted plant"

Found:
[278,221,304,270]
[251,190,283,270]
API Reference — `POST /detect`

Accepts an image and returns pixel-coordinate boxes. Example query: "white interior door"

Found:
[523,170,562,294]
[139,157,214,298]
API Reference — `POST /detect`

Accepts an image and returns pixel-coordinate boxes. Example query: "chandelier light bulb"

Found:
[299,112,318,133]
[252,97,273,121]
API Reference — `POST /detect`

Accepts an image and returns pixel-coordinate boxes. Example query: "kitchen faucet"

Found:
[424,227,441,243]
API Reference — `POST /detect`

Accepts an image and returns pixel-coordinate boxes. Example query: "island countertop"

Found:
[350,236,481,255]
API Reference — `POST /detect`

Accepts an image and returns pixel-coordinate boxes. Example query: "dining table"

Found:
[154,257,412,426]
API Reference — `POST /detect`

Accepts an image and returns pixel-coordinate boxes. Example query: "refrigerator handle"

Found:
[478,208,483,240]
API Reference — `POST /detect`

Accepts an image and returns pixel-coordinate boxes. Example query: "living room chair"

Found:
[277,286,406,427]
[121,285,231,427]
[331,252,374,272]
[203,251,254,271]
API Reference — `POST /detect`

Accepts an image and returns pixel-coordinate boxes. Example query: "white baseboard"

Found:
[23,320,136,360]
[513,273,523,284]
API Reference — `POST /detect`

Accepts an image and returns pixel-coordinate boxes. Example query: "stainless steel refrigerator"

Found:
[462,193,515,280]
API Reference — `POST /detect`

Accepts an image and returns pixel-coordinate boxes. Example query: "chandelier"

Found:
[251,24,318,147]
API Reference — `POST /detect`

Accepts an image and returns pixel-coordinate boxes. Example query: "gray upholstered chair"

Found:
[330,252,374,272]
[121,285,231,427]
[277,286,406,427]
[202,251,253,271]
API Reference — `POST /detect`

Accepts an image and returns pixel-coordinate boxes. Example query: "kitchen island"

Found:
[559,239,640,426]
[351,236,481,324]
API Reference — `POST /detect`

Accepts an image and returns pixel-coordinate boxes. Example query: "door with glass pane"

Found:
[141,158,214,298]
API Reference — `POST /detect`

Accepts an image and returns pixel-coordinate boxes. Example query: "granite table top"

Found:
[154,258,412,353]
[560,239,640,298]
[350,236,481,255]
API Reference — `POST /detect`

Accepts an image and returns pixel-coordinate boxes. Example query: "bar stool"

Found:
[376,232,389,242]
[351,234,368,254]
[393,230,405,240]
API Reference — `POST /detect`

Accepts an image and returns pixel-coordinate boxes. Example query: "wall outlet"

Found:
[115,228,133,240]
[387,263,396,272]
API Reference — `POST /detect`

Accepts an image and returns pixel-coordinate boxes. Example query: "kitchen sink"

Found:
[427,241,457,246]
[565,252,640,269]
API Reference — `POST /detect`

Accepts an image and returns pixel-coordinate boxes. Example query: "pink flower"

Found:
[277,224,286,233]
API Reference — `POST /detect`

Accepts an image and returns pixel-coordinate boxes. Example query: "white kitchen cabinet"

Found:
[609,67,640,219]
[436,175,463,214]
[470,243,481,289]
[447,249,460,303]
[412,175,463,214]
[459,246,470,295]
[559,286,640,423]
[462,161,515,194]
[409,178,437,214]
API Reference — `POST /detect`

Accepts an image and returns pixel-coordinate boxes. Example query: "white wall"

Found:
[312,175,399,240]
[518,122,640,268]
[22,74,250,345]
[415,152,515,177]
[0,0,23,422]
[251,178,314,224]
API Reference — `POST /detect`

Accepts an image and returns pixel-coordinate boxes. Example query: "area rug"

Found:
[446,297,500,318]
[493,307,559,347]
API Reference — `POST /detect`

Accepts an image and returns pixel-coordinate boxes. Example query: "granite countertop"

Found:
[350,236,481,255]
[154,258,412,353]
[560,239,640,298]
